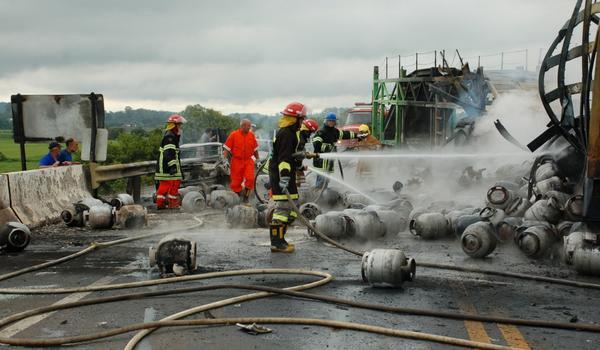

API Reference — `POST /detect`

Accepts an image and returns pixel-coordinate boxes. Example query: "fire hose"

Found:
[2,201,600,348]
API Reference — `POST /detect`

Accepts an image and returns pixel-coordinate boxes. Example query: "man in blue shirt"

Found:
[39,141,61,168]
[58,138,79,165]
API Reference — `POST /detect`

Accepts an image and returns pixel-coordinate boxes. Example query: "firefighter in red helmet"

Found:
[154,114,186,209]
[269,102,307,253]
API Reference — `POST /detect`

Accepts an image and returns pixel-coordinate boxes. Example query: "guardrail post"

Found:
[127,176,142,203]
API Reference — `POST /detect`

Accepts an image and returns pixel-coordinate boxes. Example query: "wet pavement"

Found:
[1,211,600,350]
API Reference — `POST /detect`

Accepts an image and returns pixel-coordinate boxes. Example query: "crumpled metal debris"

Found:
[236,322,273,335]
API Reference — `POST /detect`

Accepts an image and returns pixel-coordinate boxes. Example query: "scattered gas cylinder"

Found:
[524,197,562,224]
[88,204,115,229]
[461,221,497,258]
[0,222,31,252]
[361,249,416,288]
[182,191,207,213]
[410,213,451,240]
[226,205,258,228]
[314,211,348,238]
[210,190,240,209]
[149,235,197,276]
[515,224,557,258]
[110,193,135,210]
[344,209,386,240]
[116,204,148,229]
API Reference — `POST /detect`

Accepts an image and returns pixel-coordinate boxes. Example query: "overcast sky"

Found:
[0,0,577,114]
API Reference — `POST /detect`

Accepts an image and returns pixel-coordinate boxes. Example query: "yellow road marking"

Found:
[497,321,531,349]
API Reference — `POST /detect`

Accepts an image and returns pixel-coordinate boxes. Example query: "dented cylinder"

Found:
[524,197,562,224]
[110,193,135,209]
[0,222,31,252]
[61,208,85,227]
[182,191,207,213]
[461,221,498,258]
[486,186,514,210]
[505,197,531,217]
[314,211,348,238]
[453,214,482,237]
[225,205,258,228]
[88,204,114,229]
[149,235,196,276]
[368,209,408,236]
[534,176,564,196]
[342,193,370,208]
[116,204,147,229]
[299,202,322,220]
[361,249,416,288]
[479,207,506,227]
[210,190,240,209]
[410,213,451,240]
[535,161,558,182]
[564,195,583,221]
[497,217,522,241]
[515,224,557,258]
[344,209,386,240]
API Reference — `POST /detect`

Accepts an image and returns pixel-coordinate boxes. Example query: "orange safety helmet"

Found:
[281,102,307,118]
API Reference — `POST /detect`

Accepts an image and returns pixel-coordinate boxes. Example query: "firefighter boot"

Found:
[270,224,295,253]
[241,188,251,205]
[167,195,181,209]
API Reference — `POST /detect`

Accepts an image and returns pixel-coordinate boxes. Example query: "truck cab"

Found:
[338,103,372,151]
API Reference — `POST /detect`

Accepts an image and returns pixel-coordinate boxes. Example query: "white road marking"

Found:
[0,261,140,338]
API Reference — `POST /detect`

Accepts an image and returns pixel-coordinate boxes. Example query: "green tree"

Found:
[181,104,239,143]
[105,128,163,164]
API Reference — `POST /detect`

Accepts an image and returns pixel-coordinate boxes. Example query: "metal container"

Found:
[209,190,240,209]
[486,186,514,210]
[110,193,135,209]
[505,197,531,217]
[87,204,115,229]
[564,195,584,221]
[314,211,348,238]
[0,222,31,252]
[564,227,600,275]
[515,224,557,258]
[116,204,147,229]
[225,205,258,228]
[453,214,482,237]
[361,249,416,288]
[534,176,564,196]
[342,193,370,208]
[535,161,558,182]
[182,191,207,213]
[149,235,197,276]
[369,209,408,236]
[409,212,451,240]
[319,188,341,207]
[524,197,562,224]
[543,191,571,208]
[344,209,386,240]
[556,221,574,237]
[61,208,85,227]
[80,197,104,209]
[497,217,522,241]
[479,207,506,227]
[461,221,497,258]
[299,202,322,220]
[178,186,202,199]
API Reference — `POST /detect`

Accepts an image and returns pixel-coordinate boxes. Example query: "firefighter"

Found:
[154,114,186,209]
[269,102,307,253]
[355,124,381,177]
[312,112,367,187]
[223,119,259,203]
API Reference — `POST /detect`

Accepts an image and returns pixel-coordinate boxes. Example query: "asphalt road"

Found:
[1,211,600,350]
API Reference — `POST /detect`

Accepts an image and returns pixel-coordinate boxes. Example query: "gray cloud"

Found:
[0,0,578,113]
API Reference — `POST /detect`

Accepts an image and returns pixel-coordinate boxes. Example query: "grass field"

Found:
[0,130,51,173]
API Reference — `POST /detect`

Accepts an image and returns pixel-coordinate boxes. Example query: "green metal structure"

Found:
[371,63,489,148]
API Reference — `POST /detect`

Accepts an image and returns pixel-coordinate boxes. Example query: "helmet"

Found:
[281,102,307,118]
[358,124,370,135]
[302,119,319,132]
[167,114,187,124]
[325,112,337,122]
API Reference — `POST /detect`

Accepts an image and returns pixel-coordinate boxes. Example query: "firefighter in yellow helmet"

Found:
[355,124,381,177]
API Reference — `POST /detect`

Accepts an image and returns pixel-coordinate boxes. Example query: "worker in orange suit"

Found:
[223,119,259,203]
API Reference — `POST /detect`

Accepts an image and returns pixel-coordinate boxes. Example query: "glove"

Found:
[357,132,368,140]
[279,176,290,190]
[169,166,177,175]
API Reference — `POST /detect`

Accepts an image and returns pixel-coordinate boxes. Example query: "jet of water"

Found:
[308,166,378,204]
[318,151,532,160]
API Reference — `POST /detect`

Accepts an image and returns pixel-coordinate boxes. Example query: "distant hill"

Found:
[105,107,174,129]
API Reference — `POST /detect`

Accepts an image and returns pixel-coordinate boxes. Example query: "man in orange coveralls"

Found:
[223,119,259,203]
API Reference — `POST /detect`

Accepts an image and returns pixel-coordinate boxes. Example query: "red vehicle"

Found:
[338,103,372,150]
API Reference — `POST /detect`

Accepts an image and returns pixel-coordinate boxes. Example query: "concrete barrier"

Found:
[7,165,92,227]
[0,174,19,226]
